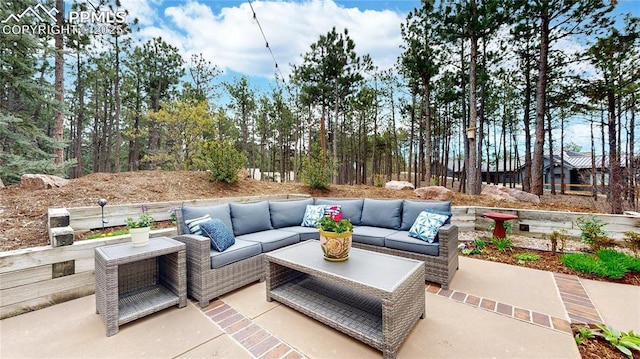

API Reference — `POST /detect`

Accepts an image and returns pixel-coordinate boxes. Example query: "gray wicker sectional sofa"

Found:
[174,197,458,307]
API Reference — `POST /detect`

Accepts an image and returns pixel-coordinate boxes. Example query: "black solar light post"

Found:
[98,198,108,230]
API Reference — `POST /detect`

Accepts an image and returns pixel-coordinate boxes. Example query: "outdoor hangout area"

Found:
[1,193,639,358]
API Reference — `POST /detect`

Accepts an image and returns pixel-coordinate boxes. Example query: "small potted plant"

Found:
[316,206,353,261]
[126,205,154,247]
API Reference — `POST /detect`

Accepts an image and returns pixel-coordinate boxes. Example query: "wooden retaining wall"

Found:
[451,206,639,240]
[0,194,308,319]
[1,197,638,319]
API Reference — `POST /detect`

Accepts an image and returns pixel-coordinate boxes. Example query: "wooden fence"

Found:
[1,196,638,319]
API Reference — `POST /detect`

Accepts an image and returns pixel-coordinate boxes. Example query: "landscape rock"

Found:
[385,180,414,190]
[481,184,540,203]
[414,186,453,201]
[20,174,69,190]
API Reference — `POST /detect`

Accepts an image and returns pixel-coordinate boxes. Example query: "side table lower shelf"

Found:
[118,285,180,325]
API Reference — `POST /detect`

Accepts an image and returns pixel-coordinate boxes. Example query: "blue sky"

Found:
[120,0,639,91]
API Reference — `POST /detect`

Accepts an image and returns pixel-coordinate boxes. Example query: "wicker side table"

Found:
[95,236,186,336]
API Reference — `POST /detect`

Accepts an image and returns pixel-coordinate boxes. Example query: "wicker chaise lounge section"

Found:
[353,223,458,290]
[174,209,264,307]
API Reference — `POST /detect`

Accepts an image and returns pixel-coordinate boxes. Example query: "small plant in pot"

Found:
[126,205,154,247]
[317,207,354,261]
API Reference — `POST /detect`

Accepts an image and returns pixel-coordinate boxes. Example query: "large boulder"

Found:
[481,184,540,203]
[20,174,69,190]
[385,180,414,190]
[414,186,453,201]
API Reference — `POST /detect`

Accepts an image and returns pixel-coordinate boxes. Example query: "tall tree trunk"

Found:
[547,109,555,195]
[113,35,122,173]
[607,87,622,214]
[75,51,83,178]
[53,0,65,165]
[466,32,479,194]
[532,10,550,196]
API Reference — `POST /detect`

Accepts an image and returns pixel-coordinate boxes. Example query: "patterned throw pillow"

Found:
[199,218,236,252]
[185,214,211,235]
[301,205,328,227]
[408,210,451,243]
[324,205,342,218]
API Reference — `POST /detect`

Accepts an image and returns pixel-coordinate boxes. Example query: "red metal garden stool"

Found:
[483,212,518,239]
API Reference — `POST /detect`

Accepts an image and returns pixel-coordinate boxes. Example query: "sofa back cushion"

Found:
[269,198,314,228]
[314,198,364,225]
[230,201,273,236]
[360,199,403,229]
[401,200,452,231]
[181,204,232,235]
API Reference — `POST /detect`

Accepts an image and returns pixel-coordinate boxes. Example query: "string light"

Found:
[247,0,287,88]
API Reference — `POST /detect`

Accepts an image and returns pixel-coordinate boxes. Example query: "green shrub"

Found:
[597,249,640,272]
[561,251,632,279]
[574,324,640,359]
[514,253,541,262]
[195,140,247,184]
[301,152,335,190]
[576,216,606,245]
[492,237,513,251]
[623,231,640,258]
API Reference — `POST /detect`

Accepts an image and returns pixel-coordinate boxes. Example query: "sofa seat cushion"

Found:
[210,238,262,269]
[401,200,452,231]
[279,226,320,241]
[385,231,440,256]
[230,201,273,236]
[269,198,314,228]
[237,229,300,253]
[352,226,398,246]
[360,199,402,229]
[314,198,364,225]
[182,204,232,235]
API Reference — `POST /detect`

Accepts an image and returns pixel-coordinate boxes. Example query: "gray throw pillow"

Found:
[360,199,403,229]
[401,200,452,231]
[229,201,273,236]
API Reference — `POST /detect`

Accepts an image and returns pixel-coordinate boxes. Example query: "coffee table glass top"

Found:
[267,240,423,292]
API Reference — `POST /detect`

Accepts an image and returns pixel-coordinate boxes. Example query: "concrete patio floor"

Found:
[2,256,638,359]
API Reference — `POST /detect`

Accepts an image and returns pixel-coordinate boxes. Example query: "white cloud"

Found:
[127,0,408,80]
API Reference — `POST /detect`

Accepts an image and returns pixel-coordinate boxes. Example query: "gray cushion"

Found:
[279,226,320,241]
[237,229,299,252]
[210,239,262,269]
[385,231,440,256]
[352,226,398,246]
[182,204,232,235]
[230,201,273,236]
[314,198,364,225]
[360,199,402,229]
[401,200,452,230]
[269,198,314,228]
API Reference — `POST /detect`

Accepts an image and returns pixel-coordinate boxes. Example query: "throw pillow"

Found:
[301,205,327,227]
[185,214,211,235]
[408,210,450,243]
[324,205,342,218]
[200,218,235,252]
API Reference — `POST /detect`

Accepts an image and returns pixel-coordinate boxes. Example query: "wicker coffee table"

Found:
[265,241,425,359]
[95,236,186,336]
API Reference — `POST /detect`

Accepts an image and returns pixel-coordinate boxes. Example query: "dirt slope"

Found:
[0,170,609,251]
